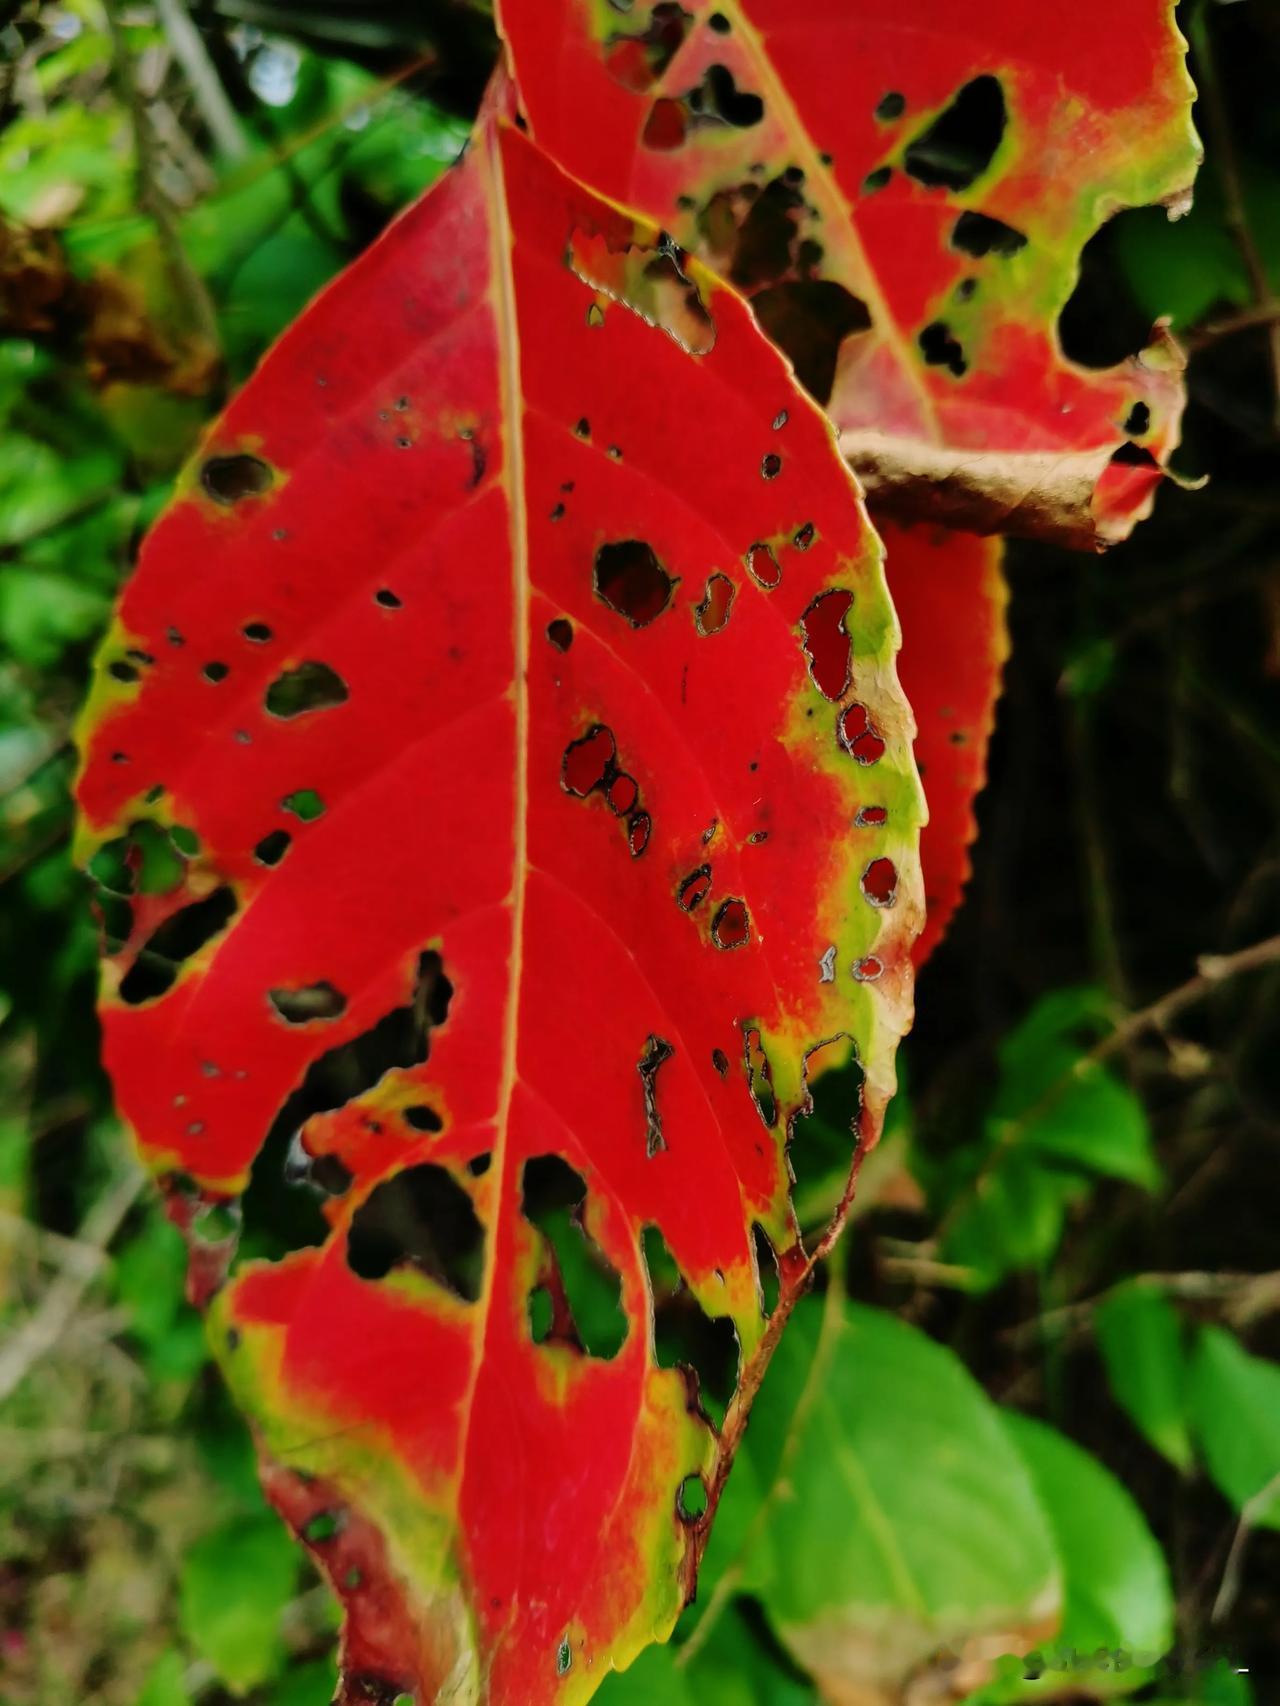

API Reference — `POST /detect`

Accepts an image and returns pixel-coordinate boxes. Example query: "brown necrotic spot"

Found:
[903,74,1006,191]
[264,660,349,719]
[711,1047,729,1077]
[118,885,238,1005]
[711,897,750,949]
[753,281,872,405]
[347,1163,484,1301]
[546,617,574,652]
[594,540,675,627]
[677,865,712,911]
[861,857,898,908]
[638,1034,675,1157]
[695,572,735,633]
[562,724,616,796]
[838,703,885,764]
[800,588,853,700]
[950,210,1027,258]
[269,980,347,1023]
[201,453,273,505]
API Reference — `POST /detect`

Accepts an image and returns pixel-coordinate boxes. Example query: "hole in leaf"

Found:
[118,886,238,1005]
[793,521,816,551]
[677,1473,708,1521]
[800,589,853,700]
[903,75,1006,191]
[950,210,1027,258]
[862,165,892,194]
[854,955,884,981]
[742,1025,778,1127]
[284,1140,353,1197]
[643,1226,740,1425]
[403,1104,443,1133]
[607,772,639,815]
[203,661,230,683]
[1125,401,1151,437]
[628,811,652,856]
[347,1164,484,1301]
[789,1037,865,1213]
[856,804,888,827]
[711,897,750,950]
[546,618,574,652]
[603,0,691,91]
[375,588,402,608]
[752,1223,780,1315]
[282,789,325,821]
[745,542,781,589]
[201,453,273,505]
[695,572,735,633]
[875,90,906,122]
[522,1155,627,1358]
[752,279,872,398]
[761,452,782,479]
[467,1152,491,1177]
[677,865,712,911]
[594,540,675,627]
[919,320,967,377]
[838,703,885,764]
[861,857,898,908]
[638,1034,675,1157]
[562,724,616,796]
[242,621,273,643]
[711,1048,729,1078]
[254,829,291,866]
[265,661,349,719]
[269,981,347,1024]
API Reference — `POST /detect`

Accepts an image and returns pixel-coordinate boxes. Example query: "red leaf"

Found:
[76,85,923,1702]
[885,525,1008,966]
[498,0,1200,548]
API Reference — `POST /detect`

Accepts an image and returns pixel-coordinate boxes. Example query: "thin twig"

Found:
[104,0,221,354]
[1191,2,1280,431]
[0,1166,145,1403]
[1211,1467,1280,1626]
[153,0,248,161]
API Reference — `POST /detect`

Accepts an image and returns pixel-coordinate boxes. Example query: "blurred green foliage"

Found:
[1,1,1280,1703]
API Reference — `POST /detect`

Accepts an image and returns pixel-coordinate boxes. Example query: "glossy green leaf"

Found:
[938,989,1159,1289]
[1096,1282,1194,1472]
[1003,1412,1173,1668]
[701,1293,1059,1702]
[179,1515,300,1692]
[136,1651,191,1706]
[1190,1328,1280,1529]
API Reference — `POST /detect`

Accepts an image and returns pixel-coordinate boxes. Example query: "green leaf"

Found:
[938,989,1159,1289]
[703,1293,1059,1702]
[1190,1328,1280,1528]
[1096,1282,1194,1472]
[266,1657,341,1706]
[136,1650,191,1706]
[1003,1412,1173,1663]
[178,1515,300,1692]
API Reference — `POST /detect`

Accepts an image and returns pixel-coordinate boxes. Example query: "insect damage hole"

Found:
[643,1225,741,1426]
[521,1155,627,1359]
[677,865,712,911]
[838,703,885,764]
[200,453,273,505]
[562,724,616,796]
[546,617,574,652]
[593,539,676,627]
[903,74,1007,191]
[268,981,348,1023]
[711,898,751,950]
[694,572,735,634]
[347,1163,484,1302]
[118,886,239,1005]
[677,1473,709,1522]
[264,660,349,719]
[800,589,853,700]
[861,857,898,908]
[950,210,1027,258]
[745,542,781,589]
[752,281,872,406]
[742,1025,778,1128]
[638,1034,675,1157]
